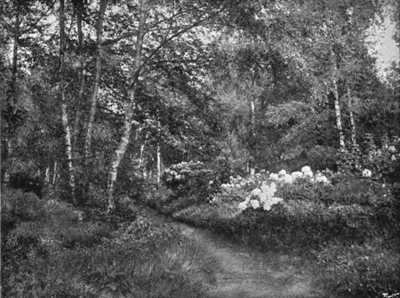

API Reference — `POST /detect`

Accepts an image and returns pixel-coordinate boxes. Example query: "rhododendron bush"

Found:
[210,166,334,213]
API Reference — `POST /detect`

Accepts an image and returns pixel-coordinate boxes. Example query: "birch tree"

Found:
[59,0,76,203]
[105,0,227,211]
[106,0,148,212]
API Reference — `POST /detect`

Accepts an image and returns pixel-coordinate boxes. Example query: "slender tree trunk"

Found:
[333,84,345,151]
[53,161,58,184]
[156,118,162,186]
[248,69,257,176]
[331,49,345,151]
[347,86,357,148]
[156,143,161,185]
[106,0,148,212]
[59,0,76,204]
[139,142,147,178]
[45,167,50,184]
[83,0,109,162]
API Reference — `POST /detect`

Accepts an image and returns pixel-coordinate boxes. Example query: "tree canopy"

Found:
[1,0,398,209]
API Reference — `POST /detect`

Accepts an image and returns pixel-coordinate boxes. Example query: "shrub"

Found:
[162,161,217,201]
[317,240,400,297]
[1,188,217,298]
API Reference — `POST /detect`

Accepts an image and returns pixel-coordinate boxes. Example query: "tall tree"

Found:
[106,0,148,212]
[59,0,76,203]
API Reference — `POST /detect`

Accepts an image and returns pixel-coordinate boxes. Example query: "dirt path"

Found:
[175,223,332,298]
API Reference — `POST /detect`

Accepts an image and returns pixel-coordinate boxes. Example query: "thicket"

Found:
[152,143,400,298]
[1,188,217,298]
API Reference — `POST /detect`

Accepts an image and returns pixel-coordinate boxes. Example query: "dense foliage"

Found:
[171,166,400,297]
[1,189,217,297]
[1,0,399,297]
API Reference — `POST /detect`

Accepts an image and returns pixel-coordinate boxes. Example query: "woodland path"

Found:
[174,222,333,298]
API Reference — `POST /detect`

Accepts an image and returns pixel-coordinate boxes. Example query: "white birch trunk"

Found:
[45,167,50,184]
[347,86,357,148]
[53,161,58,184]
[140,143,147,178]
[333,85,345,151]
[59,0,76,204]
[157,144,161,186]
[106,0,148,212]
[331,49,345,151]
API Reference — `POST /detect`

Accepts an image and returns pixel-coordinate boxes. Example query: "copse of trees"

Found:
[1,0,399,207]
[2,1,400,297]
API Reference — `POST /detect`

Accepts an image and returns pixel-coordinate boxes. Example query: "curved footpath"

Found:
[175,223,334,298]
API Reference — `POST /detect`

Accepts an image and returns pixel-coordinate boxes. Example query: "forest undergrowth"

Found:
[146,161,400,298]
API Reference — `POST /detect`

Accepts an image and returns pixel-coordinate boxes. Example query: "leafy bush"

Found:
[317,241,400,297]
[162,161,217,201]
[1,188,217,298]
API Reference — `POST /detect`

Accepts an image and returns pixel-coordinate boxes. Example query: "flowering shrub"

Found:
[162,161,217,201]
[338,134,400,180]
[238,182,283,211]
[209,166,331,213]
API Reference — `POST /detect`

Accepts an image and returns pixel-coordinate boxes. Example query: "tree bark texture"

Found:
[331,49,346,151]
[333,82,345,151]
[347,86,357,147]
[59,0,76,204]
[106,0,148,212]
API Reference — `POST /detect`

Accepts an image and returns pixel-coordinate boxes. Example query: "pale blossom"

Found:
[238,201,248,211]
[251,188,262,197]
[362,169,372,177]
[283,174,293,183]
[278,169,287,176]
[301,166,312,173]
[269,173,279,180]
[262,197,283,211]
[303,170,313,178]
[291,171,303,180]
[250,199,260,209]
[315,174,329,184]
[261,182,276,198]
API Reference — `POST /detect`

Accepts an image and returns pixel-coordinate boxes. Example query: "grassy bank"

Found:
[1,188,218,298]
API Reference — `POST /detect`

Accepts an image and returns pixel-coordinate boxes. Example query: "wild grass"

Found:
[1,188,218,298]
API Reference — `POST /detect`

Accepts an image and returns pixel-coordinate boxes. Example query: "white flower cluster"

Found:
[220,175,255,190]
[164,161,205,181]
[362,169,372,177]
[238,182,283,212]
[268,166,330,184]
[164,168,184,181]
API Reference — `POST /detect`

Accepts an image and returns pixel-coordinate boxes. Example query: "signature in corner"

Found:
[383,293,400,298]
